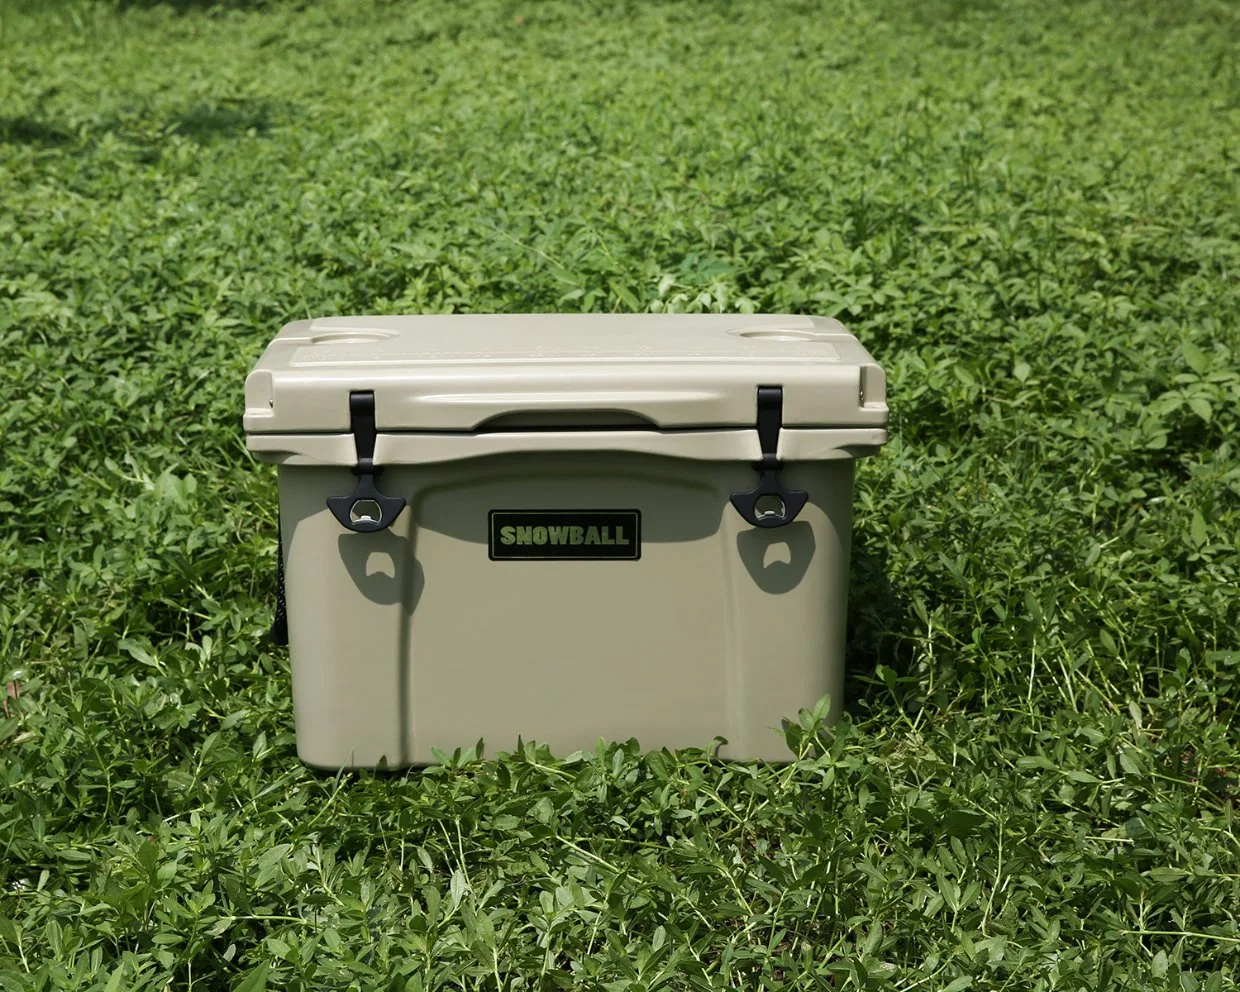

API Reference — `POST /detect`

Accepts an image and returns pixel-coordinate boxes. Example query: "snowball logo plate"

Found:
[489,510,642,561]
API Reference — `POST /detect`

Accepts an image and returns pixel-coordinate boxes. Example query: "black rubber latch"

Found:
[326,391,407,533]
[728,386,808,529]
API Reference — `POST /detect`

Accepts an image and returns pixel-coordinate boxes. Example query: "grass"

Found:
[1,0,1239,988]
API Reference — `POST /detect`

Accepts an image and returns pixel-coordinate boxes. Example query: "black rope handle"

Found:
[270,515,288,646]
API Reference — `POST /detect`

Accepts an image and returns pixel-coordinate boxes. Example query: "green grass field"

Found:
[3,0,1239,988]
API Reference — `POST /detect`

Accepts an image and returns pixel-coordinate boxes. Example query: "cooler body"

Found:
[275,453,856,766]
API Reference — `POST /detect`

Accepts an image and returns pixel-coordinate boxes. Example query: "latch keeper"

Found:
[326,391,407,533]
[729,386,808,528]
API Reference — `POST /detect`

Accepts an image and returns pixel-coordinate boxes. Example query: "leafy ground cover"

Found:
[2,0,1239,988]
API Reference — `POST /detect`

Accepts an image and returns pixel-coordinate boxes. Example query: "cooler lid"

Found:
[243,313,887,433]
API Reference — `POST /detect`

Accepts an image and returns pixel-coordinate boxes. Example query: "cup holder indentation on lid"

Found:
[730,328,834,343]
[309,330,400,345]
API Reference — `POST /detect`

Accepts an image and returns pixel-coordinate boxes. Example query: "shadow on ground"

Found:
[104,0,290,11]
[0,100,295,151]
[0,117,75,147]
[844,531,917,713]
[168,101,286,142]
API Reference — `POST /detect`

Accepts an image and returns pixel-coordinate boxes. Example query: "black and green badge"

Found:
[489,510,641,561]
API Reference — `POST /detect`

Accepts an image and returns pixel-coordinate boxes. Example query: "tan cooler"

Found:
[243,314,888,768]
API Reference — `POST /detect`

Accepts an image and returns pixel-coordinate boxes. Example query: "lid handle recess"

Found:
[326,391,407,533]
[729,386,808,529]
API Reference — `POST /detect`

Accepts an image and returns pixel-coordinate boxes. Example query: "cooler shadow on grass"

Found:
[1,100,292,155]
[106,0,283,10]
[0,117,73,147]
[843,531,915,712]
[169,101,286,143]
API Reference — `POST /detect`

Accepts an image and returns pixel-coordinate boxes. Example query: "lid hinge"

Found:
[326,391,407,533]
[729,386,808,528]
